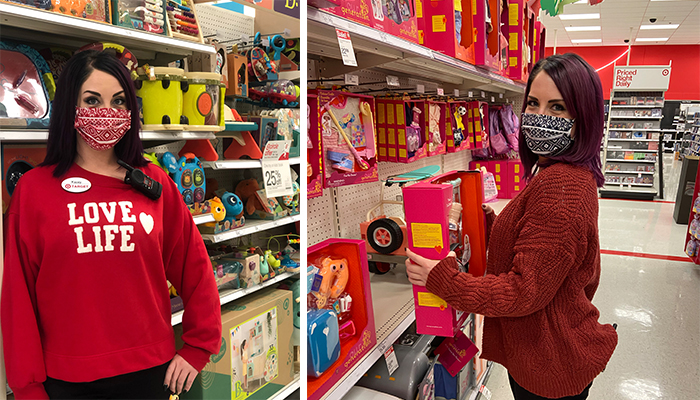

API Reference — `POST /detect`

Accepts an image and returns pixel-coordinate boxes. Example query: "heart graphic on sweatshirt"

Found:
[139,212,154,234]
[435,245,443,253]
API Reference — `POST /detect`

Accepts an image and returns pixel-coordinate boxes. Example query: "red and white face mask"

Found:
[74,107,132,151]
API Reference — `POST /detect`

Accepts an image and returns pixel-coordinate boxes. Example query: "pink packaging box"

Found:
[446,101,473,153]
[376,98,428,163]
[323,0,373,26]
[318,90,379,188]
[426,100,447,157]
[434,329,479,376]
[372,0,419,43]
[403,182,468,336]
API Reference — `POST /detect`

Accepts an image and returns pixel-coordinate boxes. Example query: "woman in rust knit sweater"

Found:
[406,53,618,400]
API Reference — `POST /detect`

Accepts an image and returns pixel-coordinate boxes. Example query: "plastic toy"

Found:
[426,101,446,156]
[169,153,205,205]
[210,196,226,221]
[182,72,225,130]
[248,80,299,107]
[247,33,278,82]
[38,48,72,95]
[447,101,471,153]
[226,53,249,97]
[135,66,187,130]
[281,181,300,214]
[307,308,341,378]
[77,42,139,79]
[113,0,168,35]
[265,250,281,270]
[0,41,54,129]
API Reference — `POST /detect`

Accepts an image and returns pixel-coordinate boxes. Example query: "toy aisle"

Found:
[0,0,301,399]
[307,0,700,400]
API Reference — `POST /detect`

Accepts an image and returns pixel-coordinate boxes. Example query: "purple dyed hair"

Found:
[518,53,605,187]
[41,50,147,177]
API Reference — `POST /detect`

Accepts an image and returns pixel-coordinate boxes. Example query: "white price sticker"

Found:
[468,91,473,98]
[491,96,495,102]
[336,29,358,67]
[481,91,485,98]
[481,385,492,400]
[499,93,504,99]
[262,38,270,47]
[384,346,399,376]
[345,74,359,85]
[454,89,460,97]
[387,75,400,87]
[417,84,425,93]
[262,141,294,197]
[437,88,444,96]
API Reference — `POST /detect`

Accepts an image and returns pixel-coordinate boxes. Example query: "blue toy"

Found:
[307,308,341,377]
[221,192,244,223]
[159,151,179,173]
[171,153,205,205]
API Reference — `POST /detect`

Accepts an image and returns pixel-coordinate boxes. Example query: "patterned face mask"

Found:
[74,107,131,151]
[521,113,575,156]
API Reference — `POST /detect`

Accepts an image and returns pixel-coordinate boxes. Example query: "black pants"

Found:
[44,361,171,399]
[509,374,592,400]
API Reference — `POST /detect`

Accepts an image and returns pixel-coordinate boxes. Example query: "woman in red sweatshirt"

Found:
[2,49,222,399]
[406,53,618,400]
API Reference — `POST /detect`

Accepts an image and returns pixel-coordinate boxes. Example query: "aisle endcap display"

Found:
[307,239,376,400]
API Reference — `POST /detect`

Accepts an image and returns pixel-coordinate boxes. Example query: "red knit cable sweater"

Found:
[426,162,618,398]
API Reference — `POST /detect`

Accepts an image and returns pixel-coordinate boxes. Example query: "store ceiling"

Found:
[541,0,700,46]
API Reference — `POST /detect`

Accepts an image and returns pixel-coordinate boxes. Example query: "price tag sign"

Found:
[480,385,492,400]
[491,96,495,102]
[345,74,359,85]
[481,91,485,98]
[454,89,460,97]
[387,75,400,87]
[437,88,444,96]
[384,345,399,376]
[417,84,425,93]
[336,29,358,67]
[262,38,270,47]
[261,140,293,197]
[468,91,473,98]
[499,93,504,99]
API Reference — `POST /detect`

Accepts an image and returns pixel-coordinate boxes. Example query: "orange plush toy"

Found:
[234,179,264,216]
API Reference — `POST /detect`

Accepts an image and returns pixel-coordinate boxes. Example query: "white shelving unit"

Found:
[193,213,216,225]
[171,270,299,325]
[201,215,301,243]
[0,130,219,141]
[270,376,301,400]
[202,158,301,170]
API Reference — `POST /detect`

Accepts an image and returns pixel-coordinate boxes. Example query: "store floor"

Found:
[484,155,700,400]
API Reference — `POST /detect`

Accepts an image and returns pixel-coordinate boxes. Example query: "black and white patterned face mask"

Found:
[521,113,575,156]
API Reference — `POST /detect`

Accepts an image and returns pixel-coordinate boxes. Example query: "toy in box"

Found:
[403,171,488,336]
[472,0,502,71]
[504,0,535,82]
[467,101,488,149]
[533,20,546,66]
[176,288,295,400]
[373,0,419,43]
[376,98,427,163]
[308,93,324,199]
[1,144,46,213]
[223,253,261,289]
[307,239,376,400]
[247,116,279,151]
[212,259,244,289]
[279,181,300,215]
[469,159,524,199]
[426,100,447,156]
[318,90,378,188]
[323,0,373,27]
[47,0,112,21]
[197,193,246,234]
[446,101,472,153]
[0,41,54,129]
[226,53,249,97]
[419,0,476,63]
[251,188,290,220]
[113,0,168,35]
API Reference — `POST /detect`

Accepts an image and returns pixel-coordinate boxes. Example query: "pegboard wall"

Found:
[195,4,254,44]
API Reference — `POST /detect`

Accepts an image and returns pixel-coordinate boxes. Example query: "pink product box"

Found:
[376,99,428,163]
[426,101,447,157]
[403,182,468,336]
[373,0,419,43]
[308,93,324,199]
[469,159,524,199]
[323,0,374,26]
[318,90,379,188]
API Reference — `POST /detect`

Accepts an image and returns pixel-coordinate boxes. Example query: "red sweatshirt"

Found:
[426,163,618,398]
[2,163,222,399]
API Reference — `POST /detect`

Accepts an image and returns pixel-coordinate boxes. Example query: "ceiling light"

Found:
[640,24,679,30]
[565,26,601,31]
[636,37,669,41]
[571,39,603,43]
[559,13,600,20]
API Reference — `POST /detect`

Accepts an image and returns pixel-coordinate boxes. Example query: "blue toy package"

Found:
[307,308,341,378]
[0,41,55,129]
[171,152,205,205]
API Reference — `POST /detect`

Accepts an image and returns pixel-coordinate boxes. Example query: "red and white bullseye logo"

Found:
[662,69,670,76]
[62,178,91,193]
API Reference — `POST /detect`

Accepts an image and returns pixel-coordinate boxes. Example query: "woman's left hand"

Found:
[405,248,455,286]
[165,354,198,394]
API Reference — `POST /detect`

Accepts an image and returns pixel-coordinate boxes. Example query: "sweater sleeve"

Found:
[1,185,49,399]
[426,186,588,318]
[161,177,222,371]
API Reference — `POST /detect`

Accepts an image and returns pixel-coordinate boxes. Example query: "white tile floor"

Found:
[484,154,700,400]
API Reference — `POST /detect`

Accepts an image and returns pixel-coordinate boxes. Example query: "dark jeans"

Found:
[44,361,171,399]
[508,374,593,400]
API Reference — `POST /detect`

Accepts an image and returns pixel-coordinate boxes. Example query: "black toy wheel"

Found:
[367,218,403,254]
[368,261,393,275]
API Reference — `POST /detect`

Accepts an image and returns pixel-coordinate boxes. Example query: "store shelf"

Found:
[201,215,301,243]
[607,129,661,132]
[601,186,657,193]
[607,149,657,153]
[202,158,300,169]
[604,182,654,187]
[0,129,217,141]
[607,138,655,142]
[279,71,301,81]
[609,116,663,120]
[318,270,416,400]
[610,105,662,109]
[0,2,214,56]
[221,122,259,132]
[604,171,655,175]
[605,159,656,163]
[193,213,215,225]
[308,8,525,96]
[269,376,301,400]
[171,271,299,326]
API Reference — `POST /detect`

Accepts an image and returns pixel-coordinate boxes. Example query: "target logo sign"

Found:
[662,69,670,76]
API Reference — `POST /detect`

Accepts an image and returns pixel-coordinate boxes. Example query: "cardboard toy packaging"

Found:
[469,159,524,199]
[226,53,249,97]
[446,101,472,153]
[425,100,447,157]
[419,0,476,64]
[175,288,295,400]
[376,98,428,163]
[504,0,535,82]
